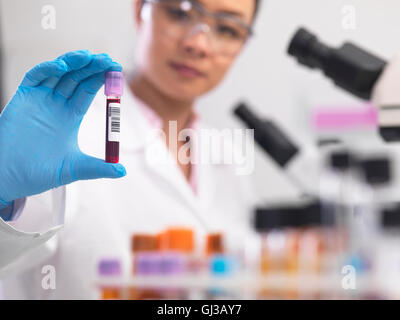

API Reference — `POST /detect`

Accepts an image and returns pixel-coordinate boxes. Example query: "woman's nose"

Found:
[181,24,213,58]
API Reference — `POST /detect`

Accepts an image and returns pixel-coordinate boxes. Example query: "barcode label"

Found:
[108,103,120,142]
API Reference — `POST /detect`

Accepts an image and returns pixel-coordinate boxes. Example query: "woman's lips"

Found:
[169,62,206,79]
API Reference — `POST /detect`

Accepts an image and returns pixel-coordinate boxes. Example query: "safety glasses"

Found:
[141,0,254,57]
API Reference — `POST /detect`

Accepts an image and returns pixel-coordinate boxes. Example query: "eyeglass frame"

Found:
[140,0,255,41]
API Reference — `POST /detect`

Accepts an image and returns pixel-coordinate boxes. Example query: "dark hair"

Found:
[253,0,261,21]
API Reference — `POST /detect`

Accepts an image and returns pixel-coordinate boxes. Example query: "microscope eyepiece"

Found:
[288,28,331,70]
[234,102,299,168]
[287,27,387,100]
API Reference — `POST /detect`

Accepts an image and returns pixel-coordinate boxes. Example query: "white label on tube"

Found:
[108,103,120,142]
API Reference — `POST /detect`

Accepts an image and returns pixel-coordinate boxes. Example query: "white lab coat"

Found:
[0,81,260,299]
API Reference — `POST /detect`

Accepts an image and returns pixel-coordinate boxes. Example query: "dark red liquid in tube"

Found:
[106,98,121,163]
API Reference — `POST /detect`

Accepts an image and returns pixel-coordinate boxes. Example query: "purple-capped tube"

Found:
[98,258,122,276]
[159,253,186,275]
[105,71,123,163]
[98,258,122,300]
[135,253,161,276]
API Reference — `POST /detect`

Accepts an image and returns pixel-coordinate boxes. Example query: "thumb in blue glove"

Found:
[0,50,126,209]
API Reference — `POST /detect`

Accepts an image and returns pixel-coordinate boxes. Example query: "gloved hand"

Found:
[0,50,126,209]
[372,54,400,142]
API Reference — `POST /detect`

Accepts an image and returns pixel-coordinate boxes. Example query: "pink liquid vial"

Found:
[104,71,124,163]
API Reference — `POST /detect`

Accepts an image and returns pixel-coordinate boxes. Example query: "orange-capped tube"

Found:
[205,233,224,256]
[158,228,194,253]
[131,234,158,253]
[156,232,165,251]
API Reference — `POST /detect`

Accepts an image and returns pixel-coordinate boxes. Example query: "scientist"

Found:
[1,0,399,299]
[1,0,262,299]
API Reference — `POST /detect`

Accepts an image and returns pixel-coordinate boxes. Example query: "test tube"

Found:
[104,71,123,163]
[158,228,196,299]
[206,255,239,300]
[131,234,158,274]
[254,205,303,299]
[130,234,159,300]
[376,203,400,299]
[98,258,122,300]
[205,233,225,257]
[158,228,199,272]
[254,201,338,299]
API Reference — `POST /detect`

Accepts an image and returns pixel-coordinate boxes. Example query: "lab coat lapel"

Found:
[121,87,210,230]
[142,136,211,230]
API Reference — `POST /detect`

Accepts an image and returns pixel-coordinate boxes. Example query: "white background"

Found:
[1,0,400,201]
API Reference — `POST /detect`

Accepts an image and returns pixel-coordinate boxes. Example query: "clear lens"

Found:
[162,1,196,23]
[145,0,250,57]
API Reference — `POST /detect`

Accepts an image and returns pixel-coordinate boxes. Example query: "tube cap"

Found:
[135,253,186,275]
[105,71,124,97]
[254,200,335,232]
[205,233,224,256]
[158,228,194,253]
[382,203,400,228]
[254,205,305,231]
[210,255,238,276]
[98,259,121,276]
[158,253,186,275]
[135,253,161,275]
[131,234,158,252]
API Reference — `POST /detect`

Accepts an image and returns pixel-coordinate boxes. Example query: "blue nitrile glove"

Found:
[0,50,126,210]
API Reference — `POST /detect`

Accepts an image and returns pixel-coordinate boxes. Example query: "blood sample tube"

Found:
[130,234,160,300]
[98,258,122,300]
[158,228,195,253]
[205,233,224,256]
[158,228,199,272]
[104,71,124,163]
[131,234,158,274]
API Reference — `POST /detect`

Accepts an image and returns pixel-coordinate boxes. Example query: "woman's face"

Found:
[134,0,255,101]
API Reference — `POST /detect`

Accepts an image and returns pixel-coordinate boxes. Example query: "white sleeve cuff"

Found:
[0,188,65,276]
